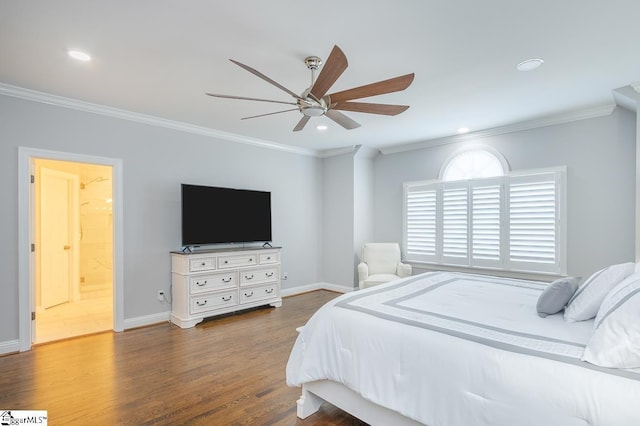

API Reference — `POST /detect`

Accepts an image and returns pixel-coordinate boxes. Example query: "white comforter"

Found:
[286,272,640,426]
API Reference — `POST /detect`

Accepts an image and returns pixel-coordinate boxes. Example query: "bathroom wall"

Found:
[78,164,113,294]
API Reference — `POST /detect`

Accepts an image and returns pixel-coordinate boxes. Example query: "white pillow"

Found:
[593,272,640,328]
[564,262,635,322]
[582,276,640,368]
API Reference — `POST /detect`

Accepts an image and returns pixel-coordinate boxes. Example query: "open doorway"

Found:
[18,147,124,351]
[33,158,114,344]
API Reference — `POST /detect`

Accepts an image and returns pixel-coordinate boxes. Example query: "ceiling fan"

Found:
[206,45,415,132]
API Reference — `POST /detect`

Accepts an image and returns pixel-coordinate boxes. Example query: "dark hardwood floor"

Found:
[0,290,368,425]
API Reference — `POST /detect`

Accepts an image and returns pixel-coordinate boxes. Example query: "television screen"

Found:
[181,184,272,246]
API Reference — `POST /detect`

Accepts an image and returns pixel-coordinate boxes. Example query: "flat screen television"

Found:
[181,184,272,247]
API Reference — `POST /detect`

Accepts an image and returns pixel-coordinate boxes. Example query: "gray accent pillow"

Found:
[536,277,581,318]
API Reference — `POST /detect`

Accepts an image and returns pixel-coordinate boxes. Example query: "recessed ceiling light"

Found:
[457,127,470,134]
[316,124,328,131]
[68,49,92,62]
[517,58,544,71]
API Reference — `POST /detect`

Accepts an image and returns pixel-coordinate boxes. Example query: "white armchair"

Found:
[358,243,412,289]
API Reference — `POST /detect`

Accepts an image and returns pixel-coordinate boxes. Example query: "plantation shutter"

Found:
[403,168,564,274]
[442,182,469,264]
[508,172,560,273]
[404,182,438,262]
[471,178,503,267]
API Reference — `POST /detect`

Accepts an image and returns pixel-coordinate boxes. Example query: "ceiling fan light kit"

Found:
[206,45,414,132]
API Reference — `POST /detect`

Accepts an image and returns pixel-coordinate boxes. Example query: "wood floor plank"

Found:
[0,290,369,425]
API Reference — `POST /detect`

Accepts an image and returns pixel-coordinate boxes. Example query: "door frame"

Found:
[18,147,124,351]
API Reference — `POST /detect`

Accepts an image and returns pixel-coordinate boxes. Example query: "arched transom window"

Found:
[441,148,507,181]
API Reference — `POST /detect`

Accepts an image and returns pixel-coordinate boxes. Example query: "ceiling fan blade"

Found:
[325,110,361,130]
[293,116,311,132]
[241,108,299,120]
[310,45,348,99]
[327,73,415,103]
[229,59,303,100]
[331,101,409,116]
[206,93,297,106]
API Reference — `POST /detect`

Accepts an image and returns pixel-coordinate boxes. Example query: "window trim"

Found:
[403,166,567,276]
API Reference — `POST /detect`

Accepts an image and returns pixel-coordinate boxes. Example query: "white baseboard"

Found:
[281,282,355,298]
[0,285,352,353]
[123,311,171,330]
[320,282,356,293]
[0,339,21,355]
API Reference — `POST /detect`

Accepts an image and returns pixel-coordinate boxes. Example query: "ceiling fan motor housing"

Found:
[298,97,327,116]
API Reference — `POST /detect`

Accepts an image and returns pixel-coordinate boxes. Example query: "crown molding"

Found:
[613,85,638,112]
[0,83,319,157]
[316,144,380,159]
[353,145,380,160]
[1,83,622,159]
[316,145,357,158]
[379,103,616,155]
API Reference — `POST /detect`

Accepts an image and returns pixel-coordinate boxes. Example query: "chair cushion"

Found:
[363,273,401,288]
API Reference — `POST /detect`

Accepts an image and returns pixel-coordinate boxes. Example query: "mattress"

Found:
[286,272,640,426]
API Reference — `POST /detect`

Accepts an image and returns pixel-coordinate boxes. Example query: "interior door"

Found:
[40,168,73,309]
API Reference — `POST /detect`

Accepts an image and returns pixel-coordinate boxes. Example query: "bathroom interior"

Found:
[34,158,113,344]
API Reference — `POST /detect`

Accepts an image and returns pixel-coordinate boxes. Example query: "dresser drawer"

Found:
[259,252,279,264]
[189,272,236,294]
[190,289,238,314]
[240,267,279,286]
[218,253,258,269]
[189,257,216,272]
[240,283,279,304]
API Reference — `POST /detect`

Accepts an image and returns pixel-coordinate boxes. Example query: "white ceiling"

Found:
[1,1,639,155]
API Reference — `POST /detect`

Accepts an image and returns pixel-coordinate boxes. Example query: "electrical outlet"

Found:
[157,290,165,302]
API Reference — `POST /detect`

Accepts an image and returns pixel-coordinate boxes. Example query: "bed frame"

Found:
[297,380,423,426]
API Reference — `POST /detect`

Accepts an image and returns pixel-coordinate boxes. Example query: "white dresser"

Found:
[170,247,282,328]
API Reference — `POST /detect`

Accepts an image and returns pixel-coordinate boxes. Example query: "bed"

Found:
[286,271,640,426]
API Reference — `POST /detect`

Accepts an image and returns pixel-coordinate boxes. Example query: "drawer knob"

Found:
[265,272,274,278]
[245,274,254,280]
[196,280,207,287]
[244,291,254,298]
[196,300,207,306]
[267,256,271,260]
[265,288,274,294]
[224,260,228,264]
[222,295,232,302]
[249,258,253,261]
[201,262,206,266]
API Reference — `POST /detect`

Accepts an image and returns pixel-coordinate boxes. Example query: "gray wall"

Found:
[353,147,375,285]
[373,107,636,278]
[0,94,323,343]
[320,146,376,289]
[321,151,355,288]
